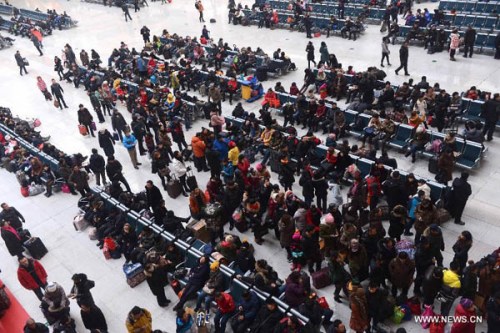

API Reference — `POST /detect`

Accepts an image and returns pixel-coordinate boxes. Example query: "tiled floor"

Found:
[0,0,498,332]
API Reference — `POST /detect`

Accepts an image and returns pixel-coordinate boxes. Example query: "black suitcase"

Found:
[428,156,438,174]
[186,172,198,191]
[269,150,281,173]
[255,66,268,82]
[23,237,48,260]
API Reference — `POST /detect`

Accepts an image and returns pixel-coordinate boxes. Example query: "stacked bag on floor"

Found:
[123,262,146,288]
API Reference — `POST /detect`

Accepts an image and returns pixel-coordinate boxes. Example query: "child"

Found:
[290,230,305,271]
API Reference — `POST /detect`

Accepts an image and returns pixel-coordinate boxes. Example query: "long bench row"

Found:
[0,4,76,28]
[269,91,485,170]
[93,186,314,328]
[223,114,451,207]
[439,0,500,14]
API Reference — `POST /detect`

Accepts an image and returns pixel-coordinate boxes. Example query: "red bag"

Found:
[407,296,422,315]
[429,321,445,333]
[21,186,29,197]
[314,32,321,38]
[317,296,329,309]
[78,124,88,136]
[103,237,117,251]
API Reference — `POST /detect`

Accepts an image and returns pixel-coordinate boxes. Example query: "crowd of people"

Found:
[1,0,500,333]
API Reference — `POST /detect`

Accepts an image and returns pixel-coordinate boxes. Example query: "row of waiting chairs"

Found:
[397,26,497,53]
[224,114,450,205]
[439,0,499,14]
[442,13,500,31]
[94,188,312,327]
[270,91,485,170]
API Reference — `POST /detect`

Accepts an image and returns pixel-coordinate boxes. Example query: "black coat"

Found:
[106,160,123,180]
[464,29,476,45]
[98,130,115,157]
[422,266,442,303]
[448,177,472,216]
[399,45,409,62]
[299,169,314,198]
[70,277,95,306]
[383,177,407,209]
[146,265,169,296]
[24,323,49,333]
[89,153,105,173]
[249,307,283,332]
[78,108,93,126]
[1,227,24,256]
[50,83,64,97]
[481,99,500,123]
[0,207,25,230]
[146,185,163,209]
[81,305,108,331]
[111,112,127,131]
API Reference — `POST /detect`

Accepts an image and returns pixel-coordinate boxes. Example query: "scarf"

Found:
[2,225,20,240]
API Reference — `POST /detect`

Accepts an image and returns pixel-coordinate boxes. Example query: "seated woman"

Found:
[261,88,280,111]
[405,125,429,163]
[361,114,383,149]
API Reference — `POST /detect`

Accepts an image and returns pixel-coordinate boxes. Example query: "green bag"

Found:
[391,306,405,324]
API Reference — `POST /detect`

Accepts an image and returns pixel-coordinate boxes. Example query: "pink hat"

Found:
[255,163,263,172]
[324,214,334,224]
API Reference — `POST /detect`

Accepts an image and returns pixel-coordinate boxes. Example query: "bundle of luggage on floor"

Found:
[123,262,146,288]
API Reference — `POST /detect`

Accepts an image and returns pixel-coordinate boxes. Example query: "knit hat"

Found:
[323,214,335,225]
[460,298,473,309]
[228,141,236,148]
[255,163,263,172]
[350,239,359,252]
[210,261,220,271]
[46,282,57,293]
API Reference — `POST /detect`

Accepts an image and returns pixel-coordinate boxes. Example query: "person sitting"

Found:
[405,125,429,163]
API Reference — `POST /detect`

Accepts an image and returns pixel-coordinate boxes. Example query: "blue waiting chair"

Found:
[455,141,483,169]
[389,124,415,150]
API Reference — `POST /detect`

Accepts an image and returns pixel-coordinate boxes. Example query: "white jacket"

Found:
[171,158,187,178]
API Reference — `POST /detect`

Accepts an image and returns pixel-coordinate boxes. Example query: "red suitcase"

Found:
[311,267,332,289]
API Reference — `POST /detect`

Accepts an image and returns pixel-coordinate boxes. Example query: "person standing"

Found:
[145,180,163,213]
[122,131,141,169]
[0,220,24,257]
[125,306,152,333]
[395,42,409,75]
[31,34,43,56]
[304,14,313,38]
[171,151,190,196]
[481,93,500,142]
[80,301,108,333]
[69,165,91,197]
[447,172,472,225]
[144,263,171,307]
[122,3,133,22]
[36,76,51,101]
[106,156,132,192]
[381,37,391,67]
[89,149,106,187]
[111,108,128,142]
[306,41,316,69]
[77,104,95,137]
[195,0,205,22]
[133,0,140,12]
[140,26,150,44]
[349,282,369,333]
[98,128,115,158]
[319,41,329,65]
[0,203,26,229]
[68,273,95,307]
[50,79,68,109]
[449,29,460,61]
[15,50,28,76]
[17,256,48,301]
[463,25,476,58]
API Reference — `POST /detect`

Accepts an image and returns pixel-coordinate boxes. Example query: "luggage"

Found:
[29,184,45,196]
[54,99,60,108]
[428,156,438,174]
[269,150,281,173]
[20,186,29,197]
[166,178,182,198]
[407,296,422,315]
[186,219,212,243]
[24,237,48,260]
[123,262,144,279]
[43,90,52,101]
[112,132,119,141]
[311,267,332,289]
[378,205,390,221]
[186,172,198,191]
[234,217,248,233]
[73,213,90,231]
[6,160,18,173]
[91,121,96,131]
[18,229,32,243]
[15,170,27,186]
[436,208,451,224]
[78,124,88,136]
[127,271,146,288]
[88,227,97,240]
[170,279,183,297]
[255,66,268,82]
[210,18,216,23]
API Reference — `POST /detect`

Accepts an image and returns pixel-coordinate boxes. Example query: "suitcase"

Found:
[29,184,45,196]
[15,170,27,186]
[235,219,248,232]
[91,121,97,131]
[21,186,29,197]
[73,213,89,231]
[78,124,88,136]
[187,173,198,192]
[255,66,268,82]
[88,227,97,240]
[123,263,144,279]
[166,178,182,198]
[6,160,18,173]
[311,267,332,289]
[436,208,451,224]
[54,99,60,108]
[126,271,146,288]
[43,90,52,101]
[186,219,212,243]
[170,279,183,297]
[24,237,48,260]
[269,150,281,173]
[428,156,438,174]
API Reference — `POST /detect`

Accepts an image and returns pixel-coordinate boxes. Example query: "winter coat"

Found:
[389,257,415,288]
[191,136,206,158]
[450,303,476,333]
[216,292,235,314]
[349,288,369,332]
[237,291,260,321]
[452,239,471,271]
[460,269,477,300]
[388,207,406,239]
[77,108,93,125]
[1,226,24,256]
[171,158,187,178]
[187,261,210,288]
[81,305,108,332]
[329,259,350,284]
[423,266,443,303]
[145,265,169,296]
[43,283,70,312]
[249,306,283,332]
[284,280,306,307]
[299,169,314,199]
[98,129,115,157]
[17,259,48,290]
[0,206,25,230]
[89,153,105,173]
[146,185,163,209]
[319,223,338,253]
[487,296,500,331]
[126,308,152,333]
[111,112,127,131]
[438,153,454,182]
[414,205,437,234]
[278,217,295,248]
[69,170,89,191]
[24,323,49,333]
[122,134,137,150]
[348,246,369,280]
[70,276,95,306]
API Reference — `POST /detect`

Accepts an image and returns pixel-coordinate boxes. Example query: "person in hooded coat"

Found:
[80,301,108,333]
[388,205,406,241]
[1,220,24,257]
[450,298,476,333]
[447,172,472,225]
[98,128,115,158]
[69,273,95,306]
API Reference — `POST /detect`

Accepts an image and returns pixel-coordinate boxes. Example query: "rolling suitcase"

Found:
[311,267,332,289]
[186,172,198,191]
[24,237,48,260]
[126,271,146,288]
[428,156,438,174]
[166,178,182,198]
[123,263,144,279]
[78,124,88,136]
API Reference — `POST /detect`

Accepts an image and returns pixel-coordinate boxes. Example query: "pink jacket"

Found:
[37,79,47,92]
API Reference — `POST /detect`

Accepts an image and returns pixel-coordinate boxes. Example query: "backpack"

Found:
[195,2,199,9]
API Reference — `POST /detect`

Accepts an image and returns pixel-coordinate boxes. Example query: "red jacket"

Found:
[450,304,475,333]
[216,292,235,314]
[17,260,47,290]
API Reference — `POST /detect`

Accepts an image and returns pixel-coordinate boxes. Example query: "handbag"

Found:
[232,208,242,223]
[317,296,329,309]
[91,121,97,131]
[112,132,119,141]
[23,58,29,66]
[420,304,435,329]
[61,183,71,193]
[391,306,405,324]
